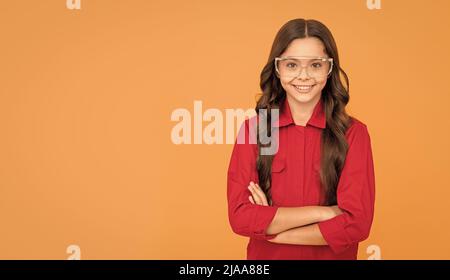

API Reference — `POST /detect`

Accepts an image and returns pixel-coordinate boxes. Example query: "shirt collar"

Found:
[275,96,326,129]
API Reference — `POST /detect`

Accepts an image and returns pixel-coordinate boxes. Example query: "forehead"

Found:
[281,37,327,57]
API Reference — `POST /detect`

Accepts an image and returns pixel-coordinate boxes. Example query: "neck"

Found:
[286,95,321,126]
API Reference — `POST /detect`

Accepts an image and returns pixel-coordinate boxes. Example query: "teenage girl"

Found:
[227,18,375,260]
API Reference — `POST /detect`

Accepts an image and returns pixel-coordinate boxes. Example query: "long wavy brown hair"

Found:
[256,18,352,206]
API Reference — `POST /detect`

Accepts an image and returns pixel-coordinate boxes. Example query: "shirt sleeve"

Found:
[317,122,376,255]
[227,118,280,240]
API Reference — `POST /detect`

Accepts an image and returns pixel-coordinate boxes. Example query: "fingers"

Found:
[248,183,262,205]
[252,182,269,206]
[247,181,269,206]
[249,195,255,204]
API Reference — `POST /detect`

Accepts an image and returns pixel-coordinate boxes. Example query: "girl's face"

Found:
[277,37,330,105]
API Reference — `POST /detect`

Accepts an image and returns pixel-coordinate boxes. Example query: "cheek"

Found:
[315,80,327,91]
[279,80,292,91]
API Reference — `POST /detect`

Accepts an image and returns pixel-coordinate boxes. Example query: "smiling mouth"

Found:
[292,84,316,93]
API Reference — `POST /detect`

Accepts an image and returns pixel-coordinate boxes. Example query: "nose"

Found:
[296,66,310,80]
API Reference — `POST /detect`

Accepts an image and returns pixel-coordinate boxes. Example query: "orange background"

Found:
[1,0,449,259]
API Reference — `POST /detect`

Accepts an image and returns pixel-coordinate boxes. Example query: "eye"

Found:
[311,62,323,68]
[286,62,297,68]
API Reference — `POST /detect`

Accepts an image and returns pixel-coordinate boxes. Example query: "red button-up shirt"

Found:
[227,97,376,260]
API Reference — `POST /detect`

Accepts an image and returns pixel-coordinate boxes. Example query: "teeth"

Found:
[294,85,314,90]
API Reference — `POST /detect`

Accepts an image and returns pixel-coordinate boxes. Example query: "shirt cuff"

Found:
[318,215,352,255]
[251,204,279,240]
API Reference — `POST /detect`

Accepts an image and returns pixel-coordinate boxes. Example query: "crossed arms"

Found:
[247,181,342,246]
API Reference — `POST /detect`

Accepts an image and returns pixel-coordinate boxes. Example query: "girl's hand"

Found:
[247,181,269,206]
[321,205,343,221]
[330,205,343,216]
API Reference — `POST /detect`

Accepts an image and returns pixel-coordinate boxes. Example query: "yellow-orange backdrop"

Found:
[1,0,449,259]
